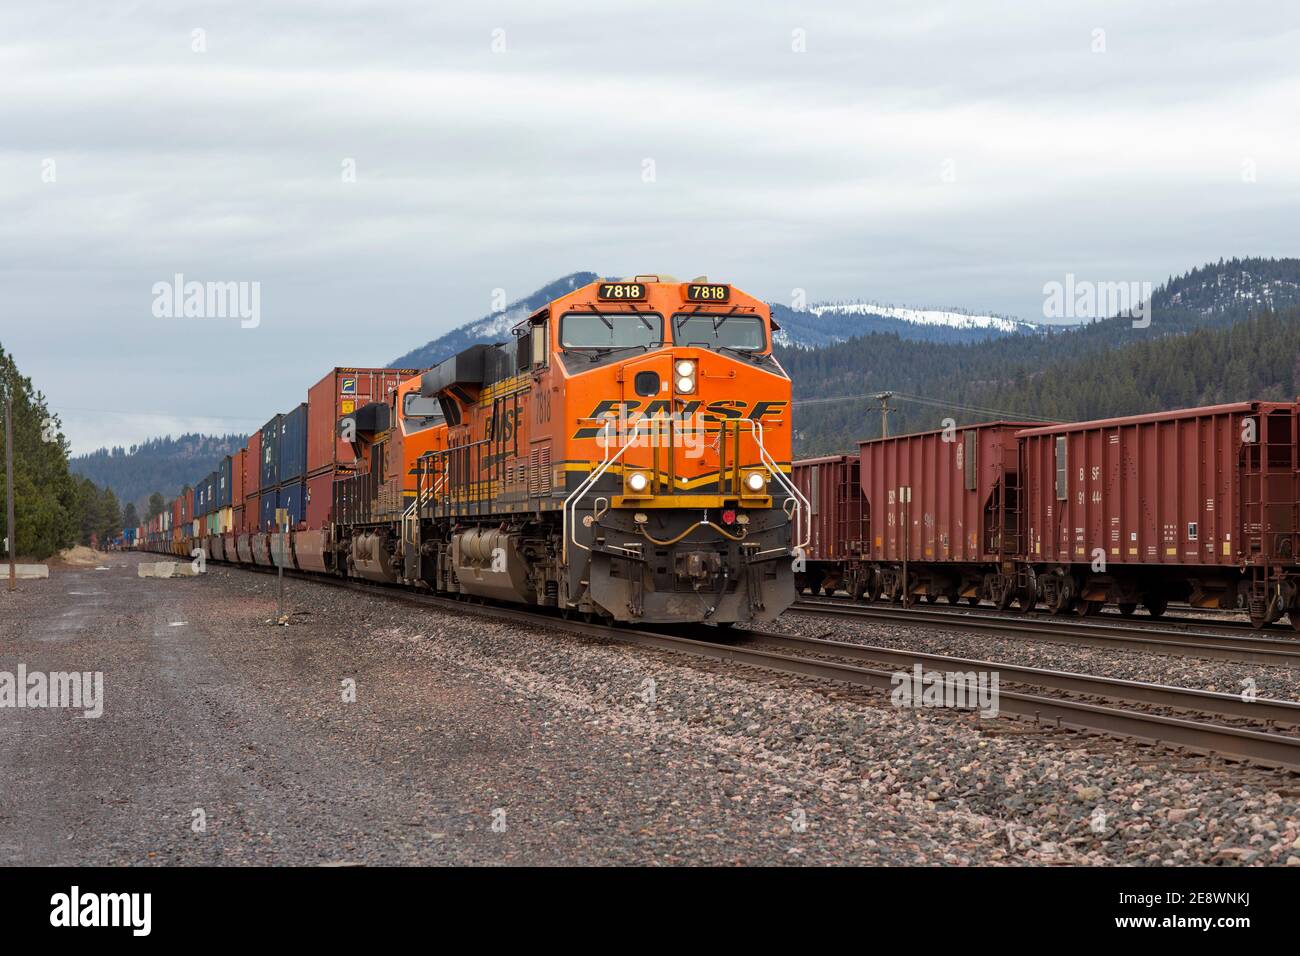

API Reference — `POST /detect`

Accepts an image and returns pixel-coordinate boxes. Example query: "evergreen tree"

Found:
[0,345,81,559]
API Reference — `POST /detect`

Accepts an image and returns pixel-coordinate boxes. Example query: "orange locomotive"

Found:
[334,274,807,625]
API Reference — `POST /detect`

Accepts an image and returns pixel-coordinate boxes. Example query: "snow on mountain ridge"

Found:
[808,301,1036,334]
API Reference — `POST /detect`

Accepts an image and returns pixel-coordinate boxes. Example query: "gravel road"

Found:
[1,553,1298,866]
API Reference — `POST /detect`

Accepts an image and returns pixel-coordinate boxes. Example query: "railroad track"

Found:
[806,592,1300,634]
[790,599,1300,668]
[214,561,1300,773]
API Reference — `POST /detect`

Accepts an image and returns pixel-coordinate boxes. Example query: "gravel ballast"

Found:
[1,554,1297,866]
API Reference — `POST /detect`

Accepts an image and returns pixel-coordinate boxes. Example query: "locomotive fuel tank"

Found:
[451,528,534,603]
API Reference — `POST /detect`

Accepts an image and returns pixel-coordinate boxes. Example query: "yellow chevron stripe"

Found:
[558,461,791,489]
[477,373,532,404]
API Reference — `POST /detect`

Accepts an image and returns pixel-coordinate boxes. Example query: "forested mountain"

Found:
[784,257,1300,455]
[70,434,245,515]
[87,257,1300,504]
[393,271,1046,363]
[771,303,1034,347]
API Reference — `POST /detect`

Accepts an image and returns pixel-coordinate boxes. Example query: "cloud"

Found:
[1,0,1298,453]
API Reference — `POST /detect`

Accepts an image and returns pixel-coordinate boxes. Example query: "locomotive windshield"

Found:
[673,313,765,351]
[402,391,444,433]
[559,312,662,351]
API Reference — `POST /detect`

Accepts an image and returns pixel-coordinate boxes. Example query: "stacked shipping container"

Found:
[135,364,422,574]
[304,369,416,529]
[244,430,262,532]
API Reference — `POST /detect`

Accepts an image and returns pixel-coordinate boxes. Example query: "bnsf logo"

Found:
[573,399,786,439]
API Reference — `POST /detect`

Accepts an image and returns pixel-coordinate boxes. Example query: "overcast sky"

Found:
[2,1,1298,454]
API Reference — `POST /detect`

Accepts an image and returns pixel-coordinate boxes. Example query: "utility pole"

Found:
[4,383,15,592]
[277,507,286,622]
[873,391,893,438]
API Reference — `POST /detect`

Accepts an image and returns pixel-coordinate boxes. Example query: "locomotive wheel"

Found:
[1016,589,1037,614]
[1118,602,1137,617]
[966,596,980,607]
[863,578,882,604]
[995,587,1014,611]
[1143,595,1168,618]
[924,593,939,604]
[1075,600,1103,617]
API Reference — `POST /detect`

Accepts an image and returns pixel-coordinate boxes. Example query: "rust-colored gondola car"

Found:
[855,421,1032,606]
[1017,402,1300,626]
[790,454,865,596]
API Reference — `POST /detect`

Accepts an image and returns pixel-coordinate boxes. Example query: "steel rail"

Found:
[167,559,1300,772]
[727,628,1300,726]
[790,600,1300,668]
[801,593,1300,636]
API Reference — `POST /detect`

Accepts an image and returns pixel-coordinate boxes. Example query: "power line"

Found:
[792,390,1062,424]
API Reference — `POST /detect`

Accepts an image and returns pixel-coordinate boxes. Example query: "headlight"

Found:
[744,471,766,492]
[627,471,650,493]
[675,359,696,393]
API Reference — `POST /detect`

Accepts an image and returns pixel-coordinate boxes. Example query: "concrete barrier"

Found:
[9,564,49,580]
[138,562,198,578]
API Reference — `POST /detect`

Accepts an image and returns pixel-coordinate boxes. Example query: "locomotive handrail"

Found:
[748,419,811,552]
[563,416,810,566]
[563,417,661,563]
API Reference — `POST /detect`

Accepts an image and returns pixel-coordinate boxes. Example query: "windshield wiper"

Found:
[563,345,616,363]
[716,344,757,360]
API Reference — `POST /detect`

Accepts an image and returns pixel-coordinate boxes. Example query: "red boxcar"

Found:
[791,455,866,594]
[306,368,416,477]
[1017,401,1300,622]
[853,422,1031,605]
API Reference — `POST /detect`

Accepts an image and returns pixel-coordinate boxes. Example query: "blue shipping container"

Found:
[279,479,306,526]
[197,472,215,516]
[279,403,309,482]
[219,456,233,508]
[259,488,279,531]
[260,415,282,489]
